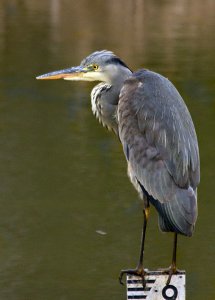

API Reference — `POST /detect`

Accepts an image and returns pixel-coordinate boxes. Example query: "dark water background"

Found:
[0,1,214,299]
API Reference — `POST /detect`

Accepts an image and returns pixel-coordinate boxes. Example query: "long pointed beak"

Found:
[36,66,86,80]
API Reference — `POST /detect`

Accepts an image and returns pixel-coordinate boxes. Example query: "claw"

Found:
[119,272,125,285]
[119,266,146,288]
[166,268,174,285]
[158,265,182,285]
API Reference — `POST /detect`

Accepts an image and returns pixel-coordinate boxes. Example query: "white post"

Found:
[126,270,185,300]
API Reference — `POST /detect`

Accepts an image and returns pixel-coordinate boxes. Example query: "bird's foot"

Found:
[158,265,182,285]
[119,264,147,288]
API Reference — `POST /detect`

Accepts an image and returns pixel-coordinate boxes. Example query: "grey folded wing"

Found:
[118,69,200,235]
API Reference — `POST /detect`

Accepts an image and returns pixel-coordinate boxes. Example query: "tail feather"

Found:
[138,181,197,236]
[147,186,197,236]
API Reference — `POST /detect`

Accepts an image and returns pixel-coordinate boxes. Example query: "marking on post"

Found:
[126,270,185,300]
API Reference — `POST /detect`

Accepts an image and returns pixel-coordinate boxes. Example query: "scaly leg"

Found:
[159,233,182,285]
[166,233,178,285]
[119,206,150,287]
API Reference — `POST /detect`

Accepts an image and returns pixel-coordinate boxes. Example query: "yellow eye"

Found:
[92,64,99,70]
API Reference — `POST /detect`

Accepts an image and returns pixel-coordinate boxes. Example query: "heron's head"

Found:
[36,50,132,84]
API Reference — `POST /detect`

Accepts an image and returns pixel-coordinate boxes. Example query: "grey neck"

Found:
[91,66,132,134]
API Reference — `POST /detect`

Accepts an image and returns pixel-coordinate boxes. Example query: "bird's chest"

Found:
[91,83,118,133]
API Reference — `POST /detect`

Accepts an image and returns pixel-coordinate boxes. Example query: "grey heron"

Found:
[36,50,200,286]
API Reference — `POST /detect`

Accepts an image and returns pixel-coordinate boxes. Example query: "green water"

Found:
[0,1,214,299]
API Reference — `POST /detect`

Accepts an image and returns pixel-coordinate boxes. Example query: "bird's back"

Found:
[118,69,200,236]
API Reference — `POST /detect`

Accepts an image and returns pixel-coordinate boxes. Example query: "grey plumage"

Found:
[118,69,199,236]
[37,50,200,236]
[91,83,118,133]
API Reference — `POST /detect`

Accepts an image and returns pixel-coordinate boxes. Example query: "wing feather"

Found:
[118,70,200,235]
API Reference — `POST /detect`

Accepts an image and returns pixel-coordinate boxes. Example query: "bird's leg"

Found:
[119,206,150,287]
[159,233,182,285]
[166,233,178,285]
